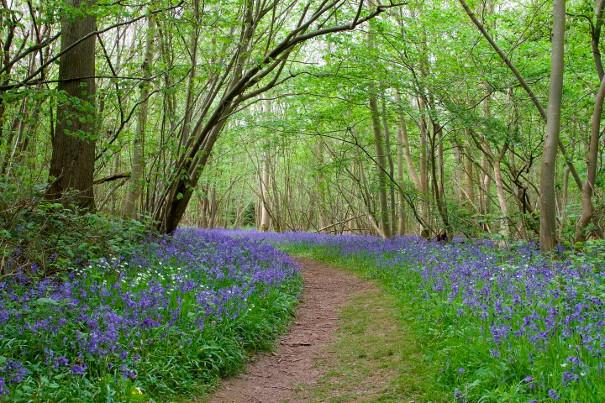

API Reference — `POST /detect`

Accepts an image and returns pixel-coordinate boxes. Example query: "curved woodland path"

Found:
[206,257,373,403]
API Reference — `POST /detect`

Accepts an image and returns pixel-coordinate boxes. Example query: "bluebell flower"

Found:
[71,364,86,375]
[548,389,560,400]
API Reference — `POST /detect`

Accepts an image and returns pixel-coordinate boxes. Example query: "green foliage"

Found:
[0,182,149,275]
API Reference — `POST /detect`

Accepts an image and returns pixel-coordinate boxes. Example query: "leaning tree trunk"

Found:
[540,0,565,251]
[575,74,605,242]
[152,1,393,233]
[47,0,96,209]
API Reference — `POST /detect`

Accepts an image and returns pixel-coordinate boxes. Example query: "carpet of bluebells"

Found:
[0,229,300,401]
[231,230,605,402]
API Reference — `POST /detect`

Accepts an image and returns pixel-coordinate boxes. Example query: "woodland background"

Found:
[1,0,604,251]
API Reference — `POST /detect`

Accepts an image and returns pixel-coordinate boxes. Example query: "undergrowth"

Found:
[0,192,302,402]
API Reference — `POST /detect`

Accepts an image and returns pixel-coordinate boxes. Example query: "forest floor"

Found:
[204,257,433,403]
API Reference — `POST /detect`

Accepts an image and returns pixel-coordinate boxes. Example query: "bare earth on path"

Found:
[205,257,373,403]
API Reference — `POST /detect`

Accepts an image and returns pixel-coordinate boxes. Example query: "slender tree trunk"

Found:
[461,139,476,208]
[479,154,492,231]
[559,166,570,239]
[369,90,391,238]
[314,139,329,229]
[47,0,96,209]
[417,97,430,236]
[438,133,446,206]
[493,149,510,237]
[381,91,397,231]
[396,108,407,235]
[259,151,271,231]
[395,91,420,189]
[368,25,391,237]
[430,124,450,237]
[540,0,566,251]
[124,14,155,218]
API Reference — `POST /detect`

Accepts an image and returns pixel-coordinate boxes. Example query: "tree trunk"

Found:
[540,0,565,251]
[124,14,155,218]
[381,91,397,232]
[417,97,430,236]
[461,140,476,208]
[259,151,271,231]
[429,124,450,237]
[395,107,408,235]
[479,154,492,232]
[368,25,391,238]
[314,139,329,230]
[559,166,570,239]
[152,1,393,233]
[395,91,421,189]
[493,150,510,238]
[47,0,97,209]
[369,89,391,238]
[575,74,605,242]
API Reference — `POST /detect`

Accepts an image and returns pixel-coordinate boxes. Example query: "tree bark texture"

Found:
[47,0,97,209]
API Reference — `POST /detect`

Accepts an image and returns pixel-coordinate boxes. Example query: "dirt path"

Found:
[206,257,372,403]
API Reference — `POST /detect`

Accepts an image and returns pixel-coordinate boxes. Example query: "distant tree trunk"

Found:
[124,14,155,218]
[395,109,407,235]
[493,146,510,237]
[540,0,565,251]
[198,188,209,228]
[47,0,96,209]
[381,91,397,231]
[369,91,391,238]
[461,139,476,208]
[429,124,450,237]
[368,28,391,238]
[0,97,26,176]
[259,152,271,231]
[208,185,217,228]
[559,166,570,239]
[481,89,493,232]
[395,91,420,189]
[479,154,492,232]
[314,139,329,229]
[417,97,430,237]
